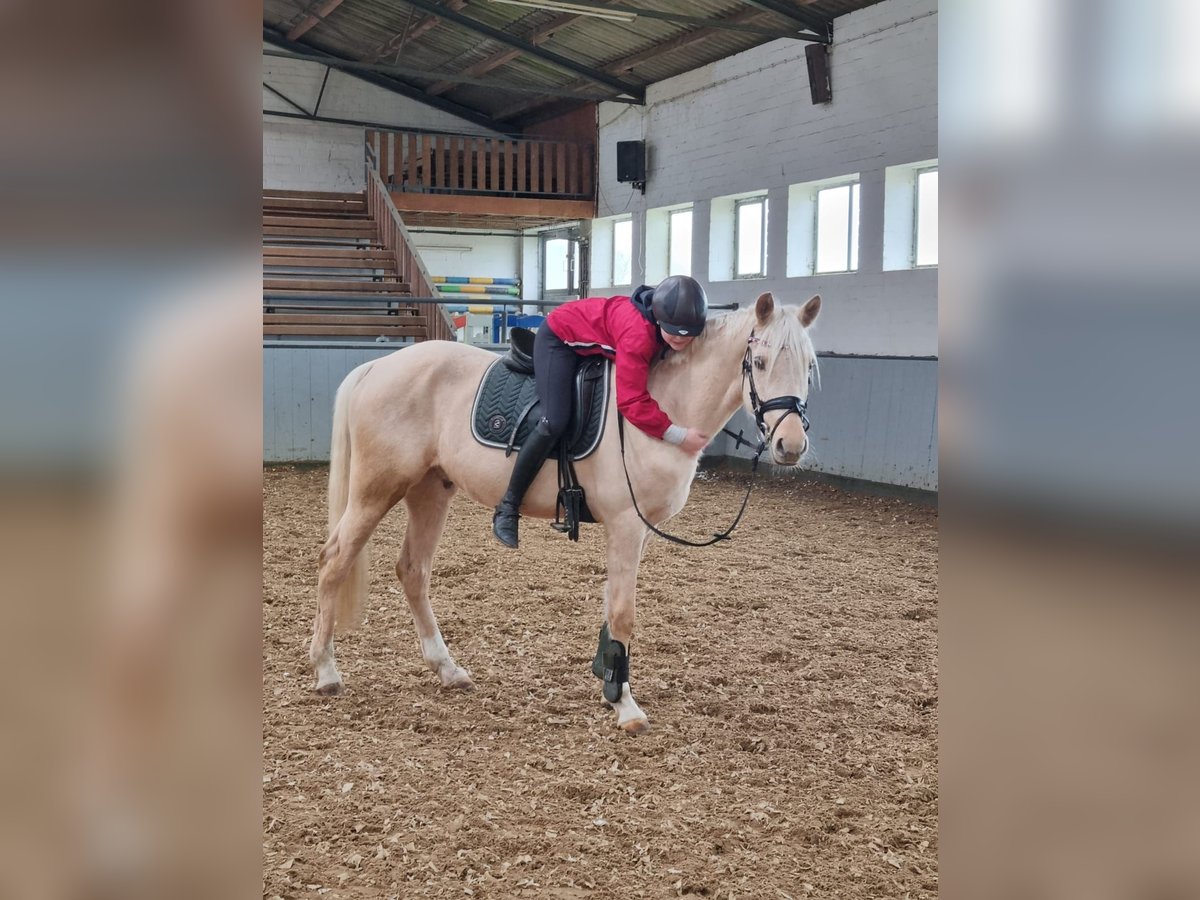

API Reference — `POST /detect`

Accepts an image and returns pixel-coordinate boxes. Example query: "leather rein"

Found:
[617,331,811,548]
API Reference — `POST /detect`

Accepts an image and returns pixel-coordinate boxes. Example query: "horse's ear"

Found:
[754,292,775,324]
[797,294,821,327]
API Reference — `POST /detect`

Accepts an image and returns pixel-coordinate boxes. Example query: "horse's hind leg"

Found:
[397,470,473,690]
[310,492,393,695]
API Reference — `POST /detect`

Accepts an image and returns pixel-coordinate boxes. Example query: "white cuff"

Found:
[663,424,687,445]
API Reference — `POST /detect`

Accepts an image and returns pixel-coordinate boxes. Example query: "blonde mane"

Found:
[660,304,817,381]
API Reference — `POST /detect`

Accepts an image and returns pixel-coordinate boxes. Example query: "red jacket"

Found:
[545,292,675,440]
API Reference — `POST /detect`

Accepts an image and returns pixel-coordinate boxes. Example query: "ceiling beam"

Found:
[425,8,594,96]
[286,0,349,41]
[364,1,468,63]
[426,0,811,100]
[263,27,513,134]
[427,49,523,96]
[739,0,831,41]
[393,0,645,100]
[490,0,815,38]
[263,82,311,116]
[495,8,773,120]
[265,107,524,138]
[264,48,616,98]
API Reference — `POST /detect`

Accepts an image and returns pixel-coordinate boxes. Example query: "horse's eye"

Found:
[753,357,766,371]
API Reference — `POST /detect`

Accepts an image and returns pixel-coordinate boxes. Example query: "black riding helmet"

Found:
[651,275,707,337]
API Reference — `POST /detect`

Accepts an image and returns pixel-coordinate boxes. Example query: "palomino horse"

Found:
[309,291,821,733]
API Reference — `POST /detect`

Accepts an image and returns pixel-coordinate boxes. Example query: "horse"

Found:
[309,290,821,734]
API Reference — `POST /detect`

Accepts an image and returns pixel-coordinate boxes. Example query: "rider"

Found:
[492,275,711,548]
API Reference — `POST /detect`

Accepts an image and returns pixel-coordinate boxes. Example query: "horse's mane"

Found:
[660,305,817,380]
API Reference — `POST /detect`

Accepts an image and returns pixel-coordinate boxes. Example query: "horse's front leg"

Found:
[595,517,652,734]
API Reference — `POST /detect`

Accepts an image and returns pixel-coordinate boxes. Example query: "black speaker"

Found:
[616,141,645,184]
[806,43,832,104]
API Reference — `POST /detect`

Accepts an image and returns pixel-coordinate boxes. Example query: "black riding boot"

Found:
[493,418,558,549]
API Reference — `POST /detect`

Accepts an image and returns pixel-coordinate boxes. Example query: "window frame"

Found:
[540,227,580,299]
[912,166,938,268]
[733,195,768,279]
[813,179,861,275]
[611,215,633,286]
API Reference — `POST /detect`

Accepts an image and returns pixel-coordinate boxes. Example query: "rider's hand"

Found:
[680,428,710,455]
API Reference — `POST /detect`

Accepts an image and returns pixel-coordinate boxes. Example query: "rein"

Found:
[617,331,811,548]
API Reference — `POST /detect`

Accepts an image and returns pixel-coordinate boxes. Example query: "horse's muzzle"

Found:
[772,436,807,466]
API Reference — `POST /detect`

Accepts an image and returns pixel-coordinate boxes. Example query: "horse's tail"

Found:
[327,362,372,631]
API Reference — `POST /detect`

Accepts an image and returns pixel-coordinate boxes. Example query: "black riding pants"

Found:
[533,324,581,440]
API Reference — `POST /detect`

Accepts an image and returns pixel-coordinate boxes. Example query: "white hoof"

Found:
[438,665,474,691]
[619,716,651,735]
[313,654,343,696]
[607,684,649,733]
[314,677,343,696]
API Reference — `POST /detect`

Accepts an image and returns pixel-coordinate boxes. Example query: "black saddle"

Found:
[471,328,611,461]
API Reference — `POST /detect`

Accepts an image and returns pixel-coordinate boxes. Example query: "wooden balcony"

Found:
[366,129,596,229]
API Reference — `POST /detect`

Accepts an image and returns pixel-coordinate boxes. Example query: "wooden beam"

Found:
[263,189,364,200]
[365,1,469,63]
[263,247,392,261]
[263,279,413,293]
[425,7,602,97]
[427,48,522,97]
[389,191,596,221]
[286,0,348,41]
[396,0,643,100]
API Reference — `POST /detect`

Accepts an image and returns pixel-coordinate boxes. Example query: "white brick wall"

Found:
[596,0,938,357]
[263,50,502,192]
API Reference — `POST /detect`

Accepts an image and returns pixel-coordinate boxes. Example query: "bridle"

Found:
[617,328,813,548]
[741,331,811,446]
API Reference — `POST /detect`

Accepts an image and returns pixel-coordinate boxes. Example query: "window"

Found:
[541,228,580,296]
[734,196,767,278]
[914,167,938,266]
[710,189,767,282]
[667,208,693,276]
[612,217,632,285]
[815,181,860,274]
[883,159,936,271]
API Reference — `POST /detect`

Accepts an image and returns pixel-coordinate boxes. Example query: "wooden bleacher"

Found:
[263,188,435,341]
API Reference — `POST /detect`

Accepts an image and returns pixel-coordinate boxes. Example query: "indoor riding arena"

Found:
[263,0,938,897]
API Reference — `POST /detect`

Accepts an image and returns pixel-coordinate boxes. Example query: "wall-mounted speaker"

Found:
[806,43,832,105]
[616,140,646,191]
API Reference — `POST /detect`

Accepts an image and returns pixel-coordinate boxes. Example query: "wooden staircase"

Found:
[263,189,449,342]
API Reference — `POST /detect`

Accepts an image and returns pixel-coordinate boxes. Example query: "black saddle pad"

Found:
[471,355,611,460]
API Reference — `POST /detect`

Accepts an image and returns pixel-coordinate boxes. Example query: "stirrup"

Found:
[551,485,584,541]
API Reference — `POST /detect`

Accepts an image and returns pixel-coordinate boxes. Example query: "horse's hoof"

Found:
[440,668,475,691]
[619,717,651,735]
[314,680,343,696]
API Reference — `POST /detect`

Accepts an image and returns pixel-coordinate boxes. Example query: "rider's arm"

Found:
[612,328,680,441]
